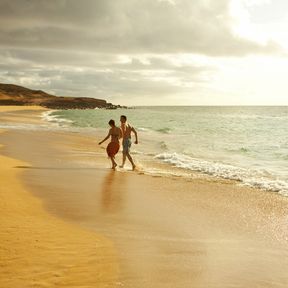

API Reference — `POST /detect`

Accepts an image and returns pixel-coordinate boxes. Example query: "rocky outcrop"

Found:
[40,97,108,109]
[0,83,122,109]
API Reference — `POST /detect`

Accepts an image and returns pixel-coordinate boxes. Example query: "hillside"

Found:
[0,83,120,109]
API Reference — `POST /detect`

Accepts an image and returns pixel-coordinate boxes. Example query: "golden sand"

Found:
[0,106,46,112]
[0,108,119,287]
[0,105,48,124]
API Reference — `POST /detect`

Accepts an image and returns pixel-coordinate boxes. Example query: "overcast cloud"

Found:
[0,0,285,105]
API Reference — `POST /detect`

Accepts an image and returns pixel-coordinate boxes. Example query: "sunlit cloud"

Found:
[0,0,287,105]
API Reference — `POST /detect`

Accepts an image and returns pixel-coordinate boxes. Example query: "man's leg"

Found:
[120,152,126,168]
[127,153,136,170]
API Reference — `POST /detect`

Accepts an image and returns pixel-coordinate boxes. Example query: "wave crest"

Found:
[154,152,288,196]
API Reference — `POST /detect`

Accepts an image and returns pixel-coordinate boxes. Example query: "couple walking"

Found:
[99,115,138,170]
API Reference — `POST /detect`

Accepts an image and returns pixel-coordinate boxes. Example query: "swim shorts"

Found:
[122,138,132,154]
[106,142,120,157]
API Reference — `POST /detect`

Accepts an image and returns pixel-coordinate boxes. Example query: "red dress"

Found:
[106,142,120,157]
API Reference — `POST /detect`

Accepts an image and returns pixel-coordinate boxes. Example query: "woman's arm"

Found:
[98,130,111,145]
[118,127,123,139]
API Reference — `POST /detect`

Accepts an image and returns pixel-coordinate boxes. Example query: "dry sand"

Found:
[1,106,288,288]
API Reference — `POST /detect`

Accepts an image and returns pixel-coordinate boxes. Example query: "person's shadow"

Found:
[100,170,125,214]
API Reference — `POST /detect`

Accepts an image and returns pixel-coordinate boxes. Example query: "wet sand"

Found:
[1,106,288,287]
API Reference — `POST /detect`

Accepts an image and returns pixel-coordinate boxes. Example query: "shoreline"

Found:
[1,106,288,287]
[39,107,288,197]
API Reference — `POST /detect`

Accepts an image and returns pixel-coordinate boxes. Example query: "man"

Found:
[120,115,138,170]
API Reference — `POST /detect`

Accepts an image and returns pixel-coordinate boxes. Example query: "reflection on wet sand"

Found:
[101,170,125,214]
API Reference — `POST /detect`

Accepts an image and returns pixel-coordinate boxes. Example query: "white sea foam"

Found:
[137,127,149,132]
[0,123,49,131]
[41,111,74,125]
[154,152,288,196]
[0,111,75,132]
[0,121,78,132]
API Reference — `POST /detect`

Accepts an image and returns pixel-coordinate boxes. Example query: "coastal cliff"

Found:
[0,83,121,109]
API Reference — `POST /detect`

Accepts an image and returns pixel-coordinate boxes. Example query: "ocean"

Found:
[42,106,288,197]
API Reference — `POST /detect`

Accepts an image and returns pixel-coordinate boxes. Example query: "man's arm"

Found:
[131,127,138,144]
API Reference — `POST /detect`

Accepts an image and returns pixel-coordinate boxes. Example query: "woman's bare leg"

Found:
[110,156,117,169]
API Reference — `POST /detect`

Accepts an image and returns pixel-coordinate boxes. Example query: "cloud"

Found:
[0,0,279,56]
[0,47,214,105]
[0,0,284,105]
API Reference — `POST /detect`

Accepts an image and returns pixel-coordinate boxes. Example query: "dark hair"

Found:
[120,115,127,121]
[109,119,115,126]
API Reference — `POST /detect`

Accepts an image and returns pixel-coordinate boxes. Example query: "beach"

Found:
[0,107,119,288]
[1,106,288,287]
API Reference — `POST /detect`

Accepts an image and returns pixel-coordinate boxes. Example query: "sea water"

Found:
[44,106,288,196]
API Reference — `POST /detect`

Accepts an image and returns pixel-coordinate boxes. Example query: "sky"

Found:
[0,0,288,106]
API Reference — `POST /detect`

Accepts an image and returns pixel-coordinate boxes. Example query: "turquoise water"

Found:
[45,106,288,196]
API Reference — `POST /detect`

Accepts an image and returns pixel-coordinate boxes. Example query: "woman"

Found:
[98,119,122,169]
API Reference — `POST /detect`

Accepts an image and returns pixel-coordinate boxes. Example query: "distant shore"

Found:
[1,106,288,287]
[0,83,125,109]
